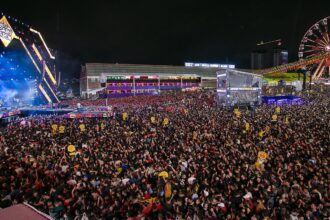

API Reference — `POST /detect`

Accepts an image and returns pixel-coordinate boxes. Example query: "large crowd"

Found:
[0,89,329,220]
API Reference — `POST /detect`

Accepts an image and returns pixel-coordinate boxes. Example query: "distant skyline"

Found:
[2,0,330,79]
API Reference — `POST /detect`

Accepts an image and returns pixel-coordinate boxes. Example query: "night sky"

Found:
[3,0,330,79]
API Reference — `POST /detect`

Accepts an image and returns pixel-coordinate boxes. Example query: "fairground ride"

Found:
[258,16,330,84]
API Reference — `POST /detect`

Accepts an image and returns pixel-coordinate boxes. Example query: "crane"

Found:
[257,39,282,46]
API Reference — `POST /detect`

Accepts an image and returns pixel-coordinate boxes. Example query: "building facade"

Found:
[80,63,234,98]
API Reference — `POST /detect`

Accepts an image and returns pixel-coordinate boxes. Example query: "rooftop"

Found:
[83,63,222,77]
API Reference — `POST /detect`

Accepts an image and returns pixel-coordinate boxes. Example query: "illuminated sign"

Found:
[20,38,41,73]
[43,77,59,102]
[30,28,55,59]
[228,87,259,91]
[32,44,43,61]
[44,64,57,85]
[185,62,235,69]
[38,84,52,103]
[0,16,16,47]
[107,76,125,80]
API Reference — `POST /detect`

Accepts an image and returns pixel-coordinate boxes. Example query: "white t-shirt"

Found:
[188,176,196,185]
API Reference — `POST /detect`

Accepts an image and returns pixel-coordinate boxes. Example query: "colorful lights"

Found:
[32,44,43,61]
[30,28,55,59]
[0,16,16,47]
[185,62,235,69]
[19,38,41,73]
[43,78,59,102]
[1,14,59,104]
[31,43,57,85]
[38,84,51,103]
[229,87,260,91]
[326,45,330,51]
[20,39,58,102]
[44,64,56,85]
[260,52,330,75]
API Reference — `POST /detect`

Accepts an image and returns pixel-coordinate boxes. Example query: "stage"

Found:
[0,15,59,106]
[19,108,74,116]
[0,105,113,125]
[262,95,303,105]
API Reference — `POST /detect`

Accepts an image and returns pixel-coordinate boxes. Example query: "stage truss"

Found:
[0,15,59,104]
[259,16,330,83]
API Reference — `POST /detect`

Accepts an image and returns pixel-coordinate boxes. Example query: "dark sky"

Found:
[3,0,330,79]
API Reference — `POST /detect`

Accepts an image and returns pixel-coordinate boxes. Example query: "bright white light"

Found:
[326,45,330,51]
[229,87,259,91]
[29,28,55,59]
[185,62,235,68]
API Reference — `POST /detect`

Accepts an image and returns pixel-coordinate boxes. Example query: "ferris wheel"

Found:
[298,16,330,80]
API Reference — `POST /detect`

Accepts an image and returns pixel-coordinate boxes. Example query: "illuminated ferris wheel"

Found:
[298,16,330,80]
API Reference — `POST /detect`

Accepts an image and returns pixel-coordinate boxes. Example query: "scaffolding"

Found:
[216,69,262,106]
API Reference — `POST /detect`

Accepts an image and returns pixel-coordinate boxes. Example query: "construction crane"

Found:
[257,39,282,46]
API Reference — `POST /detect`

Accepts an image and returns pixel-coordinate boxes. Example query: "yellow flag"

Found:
[122,112,128,121]
[258,151,268,160]
[271,114,277,122]
[59,125,65,134]
[68,145,75,152]
[145,197,158,204]
[51,124,58,134]
[150,116,155,124]
[79,124,86,132]
[163,118,169,126]
[234,109,241,118]
[67,145,76,156]
[285,116,289,124]
[258,130,264,137]
[158,171,169,179]
[245,122,250,131]
[255,160,261,169]
[275,107,280,114]
[116,167,123,174]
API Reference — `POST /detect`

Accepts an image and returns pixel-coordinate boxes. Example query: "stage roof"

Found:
[0,203,52,220]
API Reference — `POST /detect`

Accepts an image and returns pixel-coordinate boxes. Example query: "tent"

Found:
[0,203,53,220]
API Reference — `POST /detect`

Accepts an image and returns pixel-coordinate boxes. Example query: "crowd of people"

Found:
[0,89,329,219]
[59,93,190,109]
